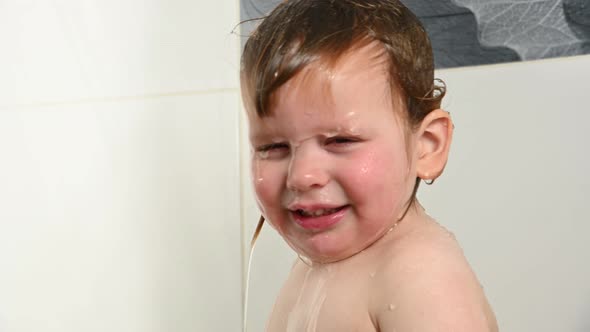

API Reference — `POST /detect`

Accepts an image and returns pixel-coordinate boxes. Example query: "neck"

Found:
[301,201,431,269]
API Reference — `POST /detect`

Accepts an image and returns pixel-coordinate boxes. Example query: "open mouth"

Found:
[295,206,348,218]
[290,205,350,231]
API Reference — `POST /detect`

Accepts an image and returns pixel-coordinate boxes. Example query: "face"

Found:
[247,46,419,263]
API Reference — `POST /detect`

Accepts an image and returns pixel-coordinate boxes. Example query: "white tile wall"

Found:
[0,93,242,332]
[427,55,590,332]
[0,0,240,107]
[0,0,243,331]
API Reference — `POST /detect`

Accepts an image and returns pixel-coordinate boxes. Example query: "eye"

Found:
[325,136,358,145]
[257,142,289,151]
[324,136,361,153]
[255,142,290,159]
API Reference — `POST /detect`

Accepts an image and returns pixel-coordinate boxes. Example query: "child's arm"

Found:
[373,234,498,332]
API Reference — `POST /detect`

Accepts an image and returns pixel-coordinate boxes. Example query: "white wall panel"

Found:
[0,0,240,107]
[0,93,242,331]
[428,55,590,332]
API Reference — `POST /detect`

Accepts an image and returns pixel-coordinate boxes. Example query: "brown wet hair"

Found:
[241,0,446,237]
[240,0,445,129]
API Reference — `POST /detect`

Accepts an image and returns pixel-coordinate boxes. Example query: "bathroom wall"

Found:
[0,1,242,331]
[241,54,590,331]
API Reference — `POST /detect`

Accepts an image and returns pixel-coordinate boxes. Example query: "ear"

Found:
[415,109,453,181]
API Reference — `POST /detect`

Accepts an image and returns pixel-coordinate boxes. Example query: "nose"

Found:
[286,146,329,192]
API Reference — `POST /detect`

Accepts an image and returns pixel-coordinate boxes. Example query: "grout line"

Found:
[0,87,239,110]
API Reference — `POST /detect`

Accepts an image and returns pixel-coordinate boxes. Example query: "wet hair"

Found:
[240,0,445,130]
[241,0,445,222]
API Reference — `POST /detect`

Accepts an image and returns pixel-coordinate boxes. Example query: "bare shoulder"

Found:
[371,219,498,332]
[265,259,306,331]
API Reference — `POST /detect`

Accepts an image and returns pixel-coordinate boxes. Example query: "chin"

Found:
[298,234,360,264]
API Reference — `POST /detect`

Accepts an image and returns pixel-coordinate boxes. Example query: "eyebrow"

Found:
[250,125,362,143]
[325,126,363,136]
[249,130,282,144]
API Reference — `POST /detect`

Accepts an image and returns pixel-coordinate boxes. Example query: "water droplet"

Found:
[298,254,313,267]
[258,150,269,159]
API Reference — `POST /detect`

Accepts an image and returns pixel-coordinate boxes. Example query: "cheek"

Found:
[343,146,409,205]
[251,159,285,214]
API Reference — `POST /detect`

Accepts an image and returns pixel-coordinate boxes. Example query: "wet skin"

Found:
[266,211,498,331]
[248,44,415,264]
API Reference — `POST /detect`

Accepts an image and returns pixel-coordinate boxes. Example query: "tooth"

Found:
[314,209,325,217]
[297,208,341,217]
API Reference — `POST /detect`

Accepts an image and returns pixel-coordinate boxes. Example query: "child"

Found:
[241,0,498,331]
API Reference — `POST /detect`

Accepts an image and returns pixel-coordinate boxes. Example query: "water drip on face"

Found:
[298,254,313,267]
[253,158,265,185]
[258,150,270,159]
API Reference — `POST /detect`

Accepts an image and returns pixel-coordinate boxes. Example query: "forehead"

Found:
[279,42,391,106]
[248,43,404,139]
[269,44,392,112]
